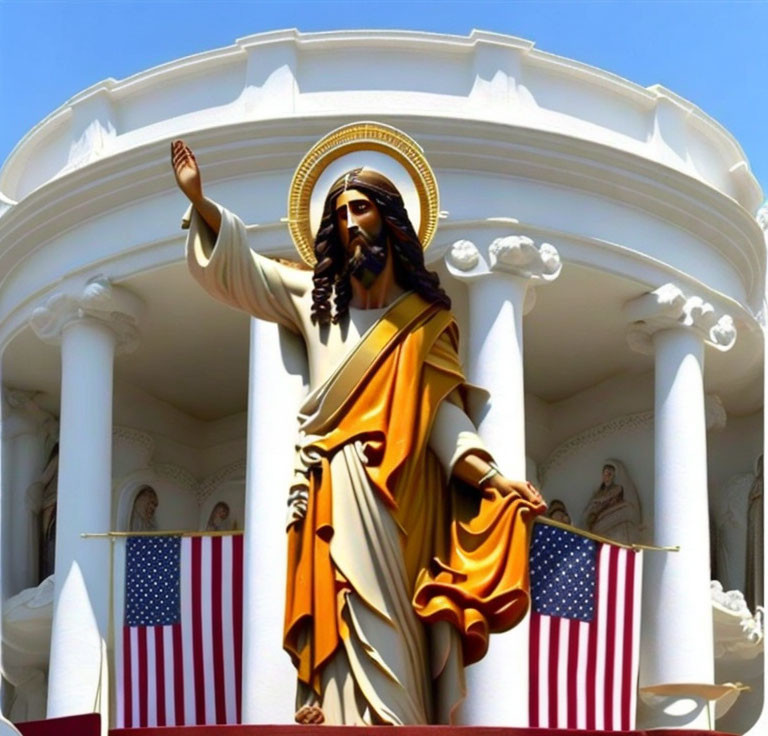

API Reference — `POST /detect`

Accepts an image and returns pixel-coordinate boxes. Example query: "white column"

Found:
[30,276,141,723]
[1,391,57,596]
[745,206,768,736]
[241,317,306,723]
[445,235,561,726]
[625,283,736,729]
[0,352,24,733]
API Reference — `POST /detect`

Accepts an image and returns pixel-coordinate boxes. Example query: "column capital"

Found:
[445,235,561,313]
[30,275,143,354]
[2,389,58,440]
[624,283,736,355]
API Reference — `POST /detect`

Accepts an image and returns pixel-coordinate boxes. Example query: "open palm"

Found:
[171,140,203,203]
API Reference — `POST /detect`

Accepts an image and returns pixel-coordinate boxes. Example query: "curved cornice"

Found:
[0,116,762,316]
[0,29,761,211]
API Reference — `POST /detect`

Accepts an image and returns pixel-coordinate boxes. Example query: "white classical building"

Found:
[0,28,765,734]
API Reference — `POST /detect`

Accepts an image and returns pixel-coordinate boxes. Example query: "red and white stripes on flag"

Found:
[528,527,644,731]
[115,534,244,728]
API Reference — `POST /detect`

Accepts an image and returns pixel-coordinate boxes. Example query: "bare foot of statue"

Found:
[295,704,325,725]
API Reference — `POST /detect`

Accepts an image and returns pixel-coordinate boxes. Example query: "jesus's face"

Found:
[335,189,383,251]
[335,188,388,288]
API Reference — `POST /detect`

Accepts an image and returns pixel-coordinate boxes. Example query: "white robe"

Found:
[185,205,489,724]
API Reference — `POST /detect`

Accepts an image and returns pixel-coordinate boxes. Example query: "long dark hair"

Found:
[310,168,450,325]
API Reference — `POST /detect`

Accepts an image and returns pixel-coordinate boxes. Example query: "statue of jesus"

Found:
[172,133,545,726]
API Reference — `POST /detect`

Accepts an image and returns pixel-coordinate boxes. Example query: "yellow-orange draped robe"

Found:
[283,292,537,721]
[185,204,538,725]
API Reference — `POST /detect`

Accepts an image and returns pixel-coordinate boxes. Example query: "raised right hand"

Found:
[171,139,203,204]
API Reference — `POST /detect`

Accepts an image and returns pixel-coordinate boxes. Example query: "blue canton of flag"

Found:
[125,536,181,626]
[530,523,597,621]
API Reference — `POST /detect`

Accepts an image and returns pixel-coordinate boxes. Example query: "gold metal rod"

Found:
[84,523,678,551]
[81,530,244,539]
[535,516,679,552]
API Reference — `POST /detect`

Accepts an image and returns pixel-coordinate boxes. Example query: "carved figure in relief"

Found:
[546,499,572,525]
[206,501,236,532]
[582,460,641,545]
[715,472,752,594]
[34,444,59,582]
[172,123,546,726]
[746,455,763,612]
[129,486,159,532]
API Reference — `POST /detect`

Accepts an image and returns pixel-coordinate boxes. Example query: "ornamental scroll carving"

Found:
[539,411,653,484]
[198,461,247,505]
[147,460,247,506]
[30,275,143,354]
[111,426,245,513]
[541,394,726,485]
[625,282,736,354]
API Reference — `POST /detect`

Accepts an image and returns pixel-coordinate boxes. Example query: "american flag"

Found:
[115,534,244,728]
[528,522,643,731]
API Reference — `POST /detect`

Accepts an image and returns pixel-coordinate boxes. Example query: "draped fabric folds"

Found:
[283,292,537,696]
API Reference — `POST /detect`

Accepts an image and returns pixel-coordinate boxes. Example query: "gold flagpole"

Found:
[81,529,244,539]
[535,515,679,552]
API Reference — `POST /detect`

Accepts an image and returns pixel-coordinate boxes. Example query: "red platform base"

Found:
[17,713,100,735]
[15,714,736,735]
[110,727,735,736]
[14,717,736,736]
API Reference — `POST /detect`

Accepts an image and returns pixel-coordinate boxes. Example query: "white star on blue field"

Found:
[531,524,597,621]
[126,536,181,626]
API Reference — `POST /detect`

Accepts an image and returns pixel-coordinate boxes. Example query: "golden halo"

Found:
[287,122,440,266]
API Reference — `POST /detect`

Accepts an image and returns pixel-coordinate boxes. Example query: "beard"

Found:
[346,228,388,289]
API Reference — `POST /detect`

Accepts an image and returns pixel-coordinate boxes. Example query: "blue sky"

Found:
[2,0,767,202]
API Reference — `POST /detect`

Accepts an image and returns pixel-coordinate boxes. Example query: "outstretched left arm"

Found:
[428,394,546,509]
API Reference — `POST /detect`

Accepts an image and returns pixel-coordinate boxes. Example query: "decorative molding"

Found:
[540,400,725,483]
[151,463,199,494]
[198,461,247,505]
[712,581,753,616]
[2,389,58,440]
[756,204,768,233]
[112,426,154,455]
[488,235,562,281]
[711,581,764,659]
[3,30,757,211]
[29,275,143,354]
[446,239,480,271]
[446,235,562,281]
[148,460,247,505]
[62,89,118,174]
[540,411,653,483]
[0,191,15,220]
[625,283,737,354]
[445,235,561,315]
[0,120,762,348]
[705,393,727,432]
[112,426,155,473]
[4,389,37,413]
